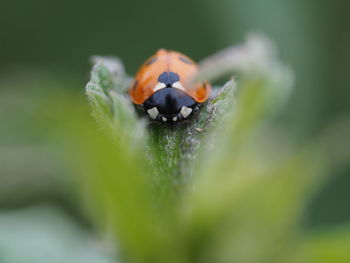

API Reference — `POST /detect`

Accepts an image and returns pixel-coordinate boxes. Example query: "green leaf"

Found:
[86,56,145,147]
[295,225,350,263]
[145,80,237,197]
[82,33,345,263]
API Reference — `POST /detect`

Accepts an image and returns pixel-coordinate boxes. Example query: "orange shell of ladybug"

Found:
[129,49,211,123]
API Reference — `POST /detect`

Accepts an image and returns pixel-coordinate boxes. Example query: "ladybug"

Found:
[129,49,211,123]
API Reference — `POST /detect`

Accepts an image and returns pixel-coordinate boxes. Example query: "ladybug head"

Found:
[143,87,199,123]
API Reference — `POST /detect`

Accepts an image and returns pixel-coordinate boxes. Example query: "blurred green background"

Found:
[0,0,349,258]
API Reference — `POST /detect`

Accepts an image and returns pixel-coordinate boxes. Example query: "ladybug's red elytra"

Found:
[129,49,211,123]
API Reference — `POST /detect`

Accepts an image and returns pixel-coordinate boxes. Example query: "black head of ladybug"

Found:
[143,87,199,123]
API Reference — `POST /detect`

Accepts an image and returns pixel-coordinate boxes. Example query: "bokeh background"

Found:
[0,0,349,261]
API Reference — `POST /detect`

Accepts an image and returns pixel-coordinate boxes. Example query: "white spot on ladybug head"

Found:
[180,106,193,118]
[147,107,159,120]
[154,82,166,92]
[172,81,185,91]
[162,117,167,122]
[172,116,178,122]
